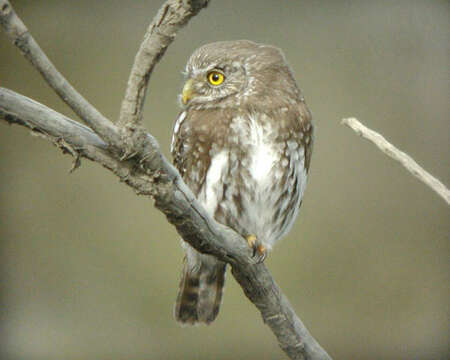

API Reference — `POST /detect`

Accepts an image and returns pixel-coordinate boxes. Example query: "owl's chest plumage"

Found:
[172,107,310,250]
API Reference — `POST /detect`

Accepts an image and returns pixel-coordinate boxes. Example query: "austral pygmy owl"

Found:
[171,40,313,324]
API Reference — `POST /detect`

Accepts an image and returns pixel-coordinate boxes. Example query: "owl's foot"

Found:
[245,234,267,263]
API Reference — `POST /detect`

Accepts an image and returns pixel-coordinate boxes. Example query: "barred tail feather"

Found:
[197,262,226,323]
[175,255,226,325]
[175,259,200,324]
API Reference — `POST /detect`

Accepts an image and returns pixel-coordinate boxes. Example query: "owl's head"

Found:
[180,40,298,109]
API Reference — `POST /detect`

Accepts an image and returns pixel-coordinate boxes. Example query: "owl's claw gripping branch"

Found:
[246,234,257,250]
[256,244,267,263]
[246,234,267,263]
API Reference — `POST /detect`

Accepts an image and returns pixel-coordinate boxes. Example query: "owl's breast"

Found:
[247,124,280,187]
[213,113,307,249]
[228,113,283,185]
[174,108,309,250]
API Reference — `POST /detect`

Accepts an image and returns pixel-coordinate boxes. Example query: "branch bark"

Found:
[342,117,450,205]
[0,0,120,145]
[0,1,331,359]
[118,0,210,128]
[0,86,331,360]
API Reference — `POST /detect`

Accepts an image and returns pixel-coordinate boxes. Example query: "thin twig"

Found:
[118,0,209,128]
[0,0,120,145]
[342,117,450,205]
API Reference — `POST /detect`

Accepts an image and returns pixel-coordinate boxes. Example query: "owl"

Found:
[171,40,313,324]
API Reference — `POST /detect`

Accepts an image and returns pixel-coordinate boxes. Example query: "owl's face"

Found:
[180,52,246,108]
[180,40,296,110]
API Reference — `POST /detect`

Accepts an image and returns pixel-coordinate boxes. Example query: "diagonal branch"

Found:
[118,0,210,128]
[0,0,331,358]
[0,88,252,262]
[1,87,332,360]
[342,117,450,205]
[0,0,120,145]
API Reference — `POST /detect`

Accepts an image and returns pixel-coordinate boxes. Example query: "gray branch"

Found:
[0,0,120,145]
[0,1,331,359]
[0,87,331,360]
[118,0,210,128]
[342,117,450,205]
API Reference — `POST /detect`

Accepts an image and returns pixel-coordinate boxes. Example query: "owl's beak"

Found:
[181,79,195,105]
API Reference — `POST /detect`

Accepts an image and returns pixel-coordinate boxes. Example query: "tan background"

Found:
[0,1,448,359]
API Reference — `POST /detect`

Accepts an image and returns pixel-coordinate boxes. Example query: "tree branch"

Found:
[0,0,120,145]
[118,0,209,128]
[0,87,331,360]
[0,1,331,358]
[342,117,450,205]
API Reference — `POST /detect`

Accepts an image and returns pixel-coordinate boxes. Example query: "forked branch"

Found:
[0,1,331,359]
[0,0,119,144]
[118,0,210,128]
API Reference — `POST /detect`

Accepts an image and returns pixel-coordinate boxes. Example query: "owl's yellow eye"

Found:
[207,71,225,86]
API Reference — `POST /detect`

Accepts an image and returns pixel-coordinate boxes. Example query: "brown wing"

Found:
[171,109,230,325]
[171,107,235,196]
[171,110,210,196]
[297,98,313,172]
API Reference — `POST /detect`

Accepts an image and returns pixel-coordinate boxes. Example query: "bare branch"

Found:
[0,88,106,149]
[0,0,332,357]
[342,117,450,205]
[1,87,332,360]
[0,0,120,145]
[0,87,154,193]
[118,0,210,128]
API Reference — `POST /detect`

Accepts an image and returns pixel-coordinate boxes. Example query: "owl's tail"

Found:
[175,253,226,325]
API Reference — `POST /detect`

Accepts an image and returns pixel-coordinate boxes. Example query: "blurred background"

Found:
[0,1,448,359]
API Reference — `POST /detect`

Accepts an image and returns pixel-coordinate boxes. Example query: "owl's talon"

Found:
[246,234,257,254]
[245,235,267,263]
[256,244,267,262]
